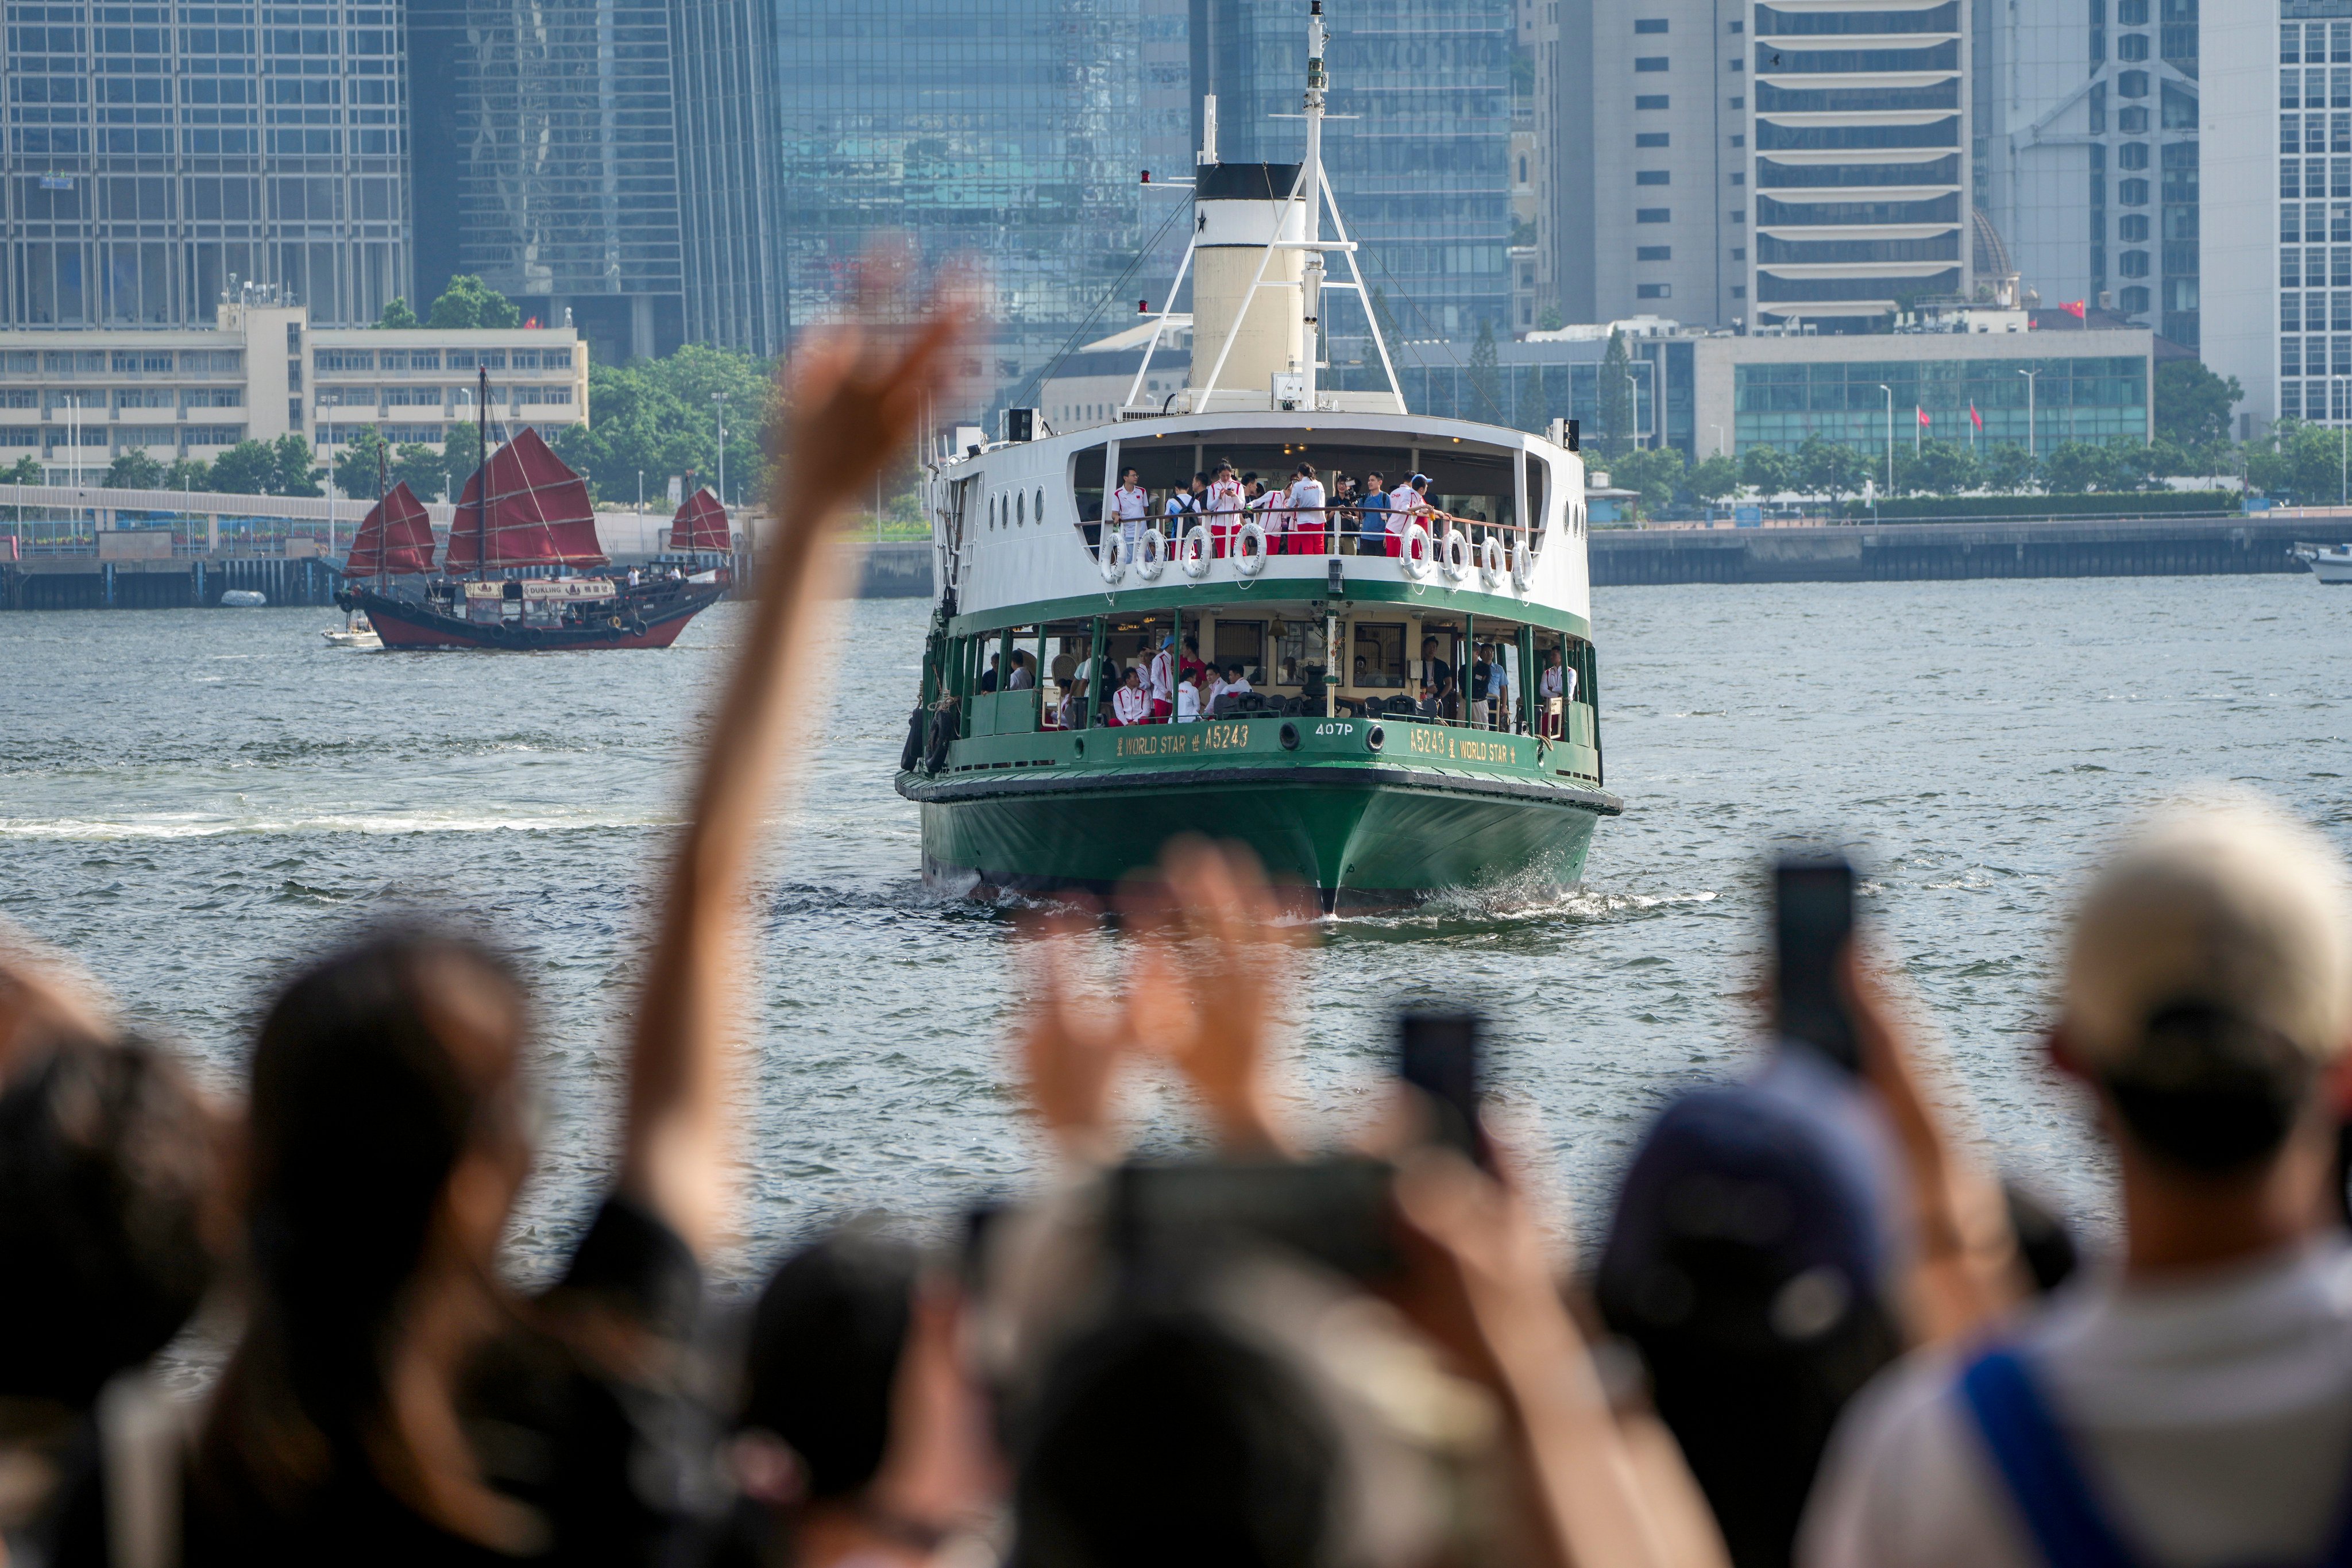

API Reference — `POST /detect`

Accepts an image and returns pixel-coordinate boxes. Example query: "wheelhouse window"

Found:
[1352,622,1405,689]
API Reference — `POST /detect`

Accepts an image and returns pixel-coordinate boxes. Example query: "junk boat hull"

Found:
[901,718,1612,912]
[350,581,724,651]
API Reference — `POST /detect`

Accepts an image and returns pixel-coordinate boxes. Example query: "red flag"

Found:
[1969,401,1984,431]
[1916,405,1930,427]
[2060,300,2087,319]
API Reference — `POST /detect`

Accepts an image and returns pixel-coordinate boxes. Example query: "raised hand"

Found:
[1013,901,1131,1164]
[1123,837,1304,1156]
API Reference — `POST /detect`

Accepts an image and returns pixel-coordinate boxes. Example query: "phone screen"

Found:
[1399,1010,1488,1167]
[1775,856,1860,1073]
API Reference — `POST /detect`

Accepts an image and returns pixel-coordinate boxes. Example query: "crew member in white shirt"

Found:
[1801,800,2352,1568]
[1284,462,1327,555]
[1110,467,1149,560]
[1175,669,1204,723]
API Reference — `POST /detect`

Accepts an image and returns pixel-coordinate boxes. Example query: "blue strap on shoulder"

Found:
[1959,1348,2142,1568]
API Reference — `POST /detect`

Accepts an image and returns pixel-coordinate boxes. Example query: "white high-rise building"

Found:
[2202,0,2343,438]
[1747,0,1974,331]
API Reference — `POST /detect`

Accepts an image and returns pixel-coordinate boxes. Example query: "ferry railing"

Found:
[1095,504,1540,562]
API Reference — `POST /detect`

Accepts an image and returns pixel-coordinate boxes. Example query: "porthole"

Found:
[1035,487,1046,523]
[1017,490,1025,525]
[988,496,997,529]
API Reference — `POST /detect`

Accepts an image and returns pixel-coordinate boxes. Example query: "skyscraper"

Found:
[774,0,1148,399]
[1565,0,1743,328]
[1198,0,1516,342]
[1975,0,2199,347]
[406,0,783,365]
[1,0,412,328]
[2202,0,2337,436]
[1747,0,1973,332]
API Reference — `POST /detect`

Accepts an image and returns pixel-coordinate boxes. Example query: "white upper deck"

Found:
[926,408,1592,628]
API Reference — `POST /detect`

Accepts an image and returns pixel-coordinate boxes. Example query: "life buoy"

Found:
[1099,531,1127,584]
[1440,528,1472,582]
[1179,524,1211,578]
[1234,520,1269,577]
[1511,535,1536,589]
[1398,521,1433,579]
[1134,527,1167,581]
[1479,534,1506,586]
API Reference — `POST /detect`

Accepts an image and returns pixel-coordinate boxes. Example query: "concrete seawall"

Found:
[856,541,933,598]
[1590,514,2340,586]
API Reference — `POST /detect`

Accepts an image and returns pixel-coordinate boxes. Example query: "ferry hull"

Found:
[905,766,1610,913]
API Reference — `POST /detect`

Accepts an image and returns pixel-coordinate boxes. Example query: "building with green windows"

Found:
[1697,323,2154,458]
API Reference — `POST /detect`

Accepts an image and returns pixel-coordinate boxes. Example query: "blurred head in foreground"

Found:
[737,1222,997,1567]
[203,926,534,1532]
[0,1032,221,1410]
[2055,795,2352,1183]
[1002,1219,1494,1568]
[1597,1057,1904,1568]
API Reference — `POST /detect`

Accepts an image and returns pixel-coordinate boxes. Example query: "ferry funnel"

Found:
[1187,161,1306,410]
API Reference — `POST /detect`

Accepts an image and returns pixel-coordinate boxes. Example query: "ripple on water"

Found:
[4,581,2350,1265]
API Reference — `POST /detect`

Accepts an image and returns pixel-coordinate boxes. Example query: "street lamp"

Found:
[1878,384,1894,493]
[2018,368,2041,460]
[2333,376,2348,505]
[1625,368,1642,450]
[712,392,727,509]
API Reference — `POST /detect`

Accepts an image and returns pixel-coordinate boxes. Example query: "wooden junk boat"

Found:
[338,418,733,651]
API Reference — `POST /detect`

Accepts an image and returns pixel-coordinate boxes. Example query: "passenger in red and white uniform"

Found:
[1204,463,1246,557]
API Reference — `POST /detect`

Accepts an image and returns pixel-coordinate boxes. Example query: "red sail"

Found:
[442,427,610,571]
[670,487,732,551]
[343,482,438,576]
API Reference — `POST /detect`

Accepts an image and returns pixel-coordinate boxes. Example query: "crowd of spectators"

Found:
[6,283,2352,1568]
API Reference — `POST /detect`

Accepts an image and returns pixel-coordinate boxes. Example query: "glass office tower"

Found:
[1,0,412,327]
[407,0,782,363]
[407,0,687,362]
[1197,0,1516,343]
[774,0,1147,403]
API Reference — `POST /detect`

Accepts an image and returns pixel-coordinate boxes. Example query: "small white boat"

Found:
[2291,542,2352,584]
[219,589,267,608]
[321,609,381,648]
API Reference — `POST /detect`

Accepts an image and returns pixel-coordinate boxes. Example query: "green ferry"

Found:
[896,2,1617,912]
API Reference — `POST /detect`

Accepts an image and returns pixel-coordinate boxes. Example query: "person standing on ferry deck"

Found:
[1205,462,1245,557]
[1147,636,1176,722]
[1357,470,1389,555]
[1110,467,1149,559]
[1384,474,1428,558]
[1163,474,1200,540]
[1285,463,1327,555]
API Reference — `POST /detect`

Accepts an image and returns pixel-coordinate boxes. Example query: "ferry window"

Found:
[1214,620,1266,681]
[1035,487,1046,524]
[1352,622,1405,689]
[1017,491,1025,525]
[1273,617,1328,688]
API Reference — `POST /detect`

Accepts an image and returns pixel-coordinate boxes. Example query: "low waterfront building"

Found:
[1697,314,2157,458]
[1040,310,2151,465]
[0,299,587,484]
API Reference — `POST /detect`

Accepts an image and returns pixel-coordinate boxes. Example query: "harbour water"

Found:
[3,574,2346,1280]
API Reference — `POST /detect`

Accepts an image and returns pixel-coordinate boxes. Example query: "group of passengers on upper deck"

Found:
[1100,459,1461,561]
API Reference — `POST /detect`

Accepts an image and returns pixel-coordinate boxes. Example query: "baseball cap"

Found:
[2063,795,2352,1076]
